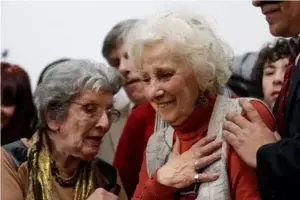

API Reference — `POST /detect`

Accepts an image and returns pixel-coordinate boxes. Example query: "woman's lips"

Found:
[86,136,103,146]
[156,100,176,108]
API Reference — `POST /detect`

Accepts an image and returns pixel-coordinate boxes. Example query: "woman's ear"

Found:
[45,111,60,131]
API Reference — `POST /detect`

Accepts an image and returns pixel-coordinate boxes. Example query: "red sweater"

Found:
[131,96,276,200]
[113,103,156,198]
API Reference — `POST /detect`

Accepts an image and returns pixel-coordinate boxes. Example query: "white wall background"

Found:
[1,0,275,106]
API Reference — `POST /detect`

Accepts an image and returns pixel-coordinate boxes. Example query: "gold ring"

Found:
[194,173,200,183]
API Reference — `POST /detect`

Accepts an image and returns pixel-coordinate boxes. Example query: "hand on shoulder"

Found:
[223,98,279,168]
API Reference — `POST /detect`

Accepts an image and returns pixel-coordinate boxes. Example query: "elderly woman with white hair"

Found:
[1,59,128,200]
[126,12,276,200]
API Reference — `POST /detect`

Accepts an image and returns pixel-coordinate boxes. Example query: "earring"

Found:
[198,96,208,106]
[196,92,208,106]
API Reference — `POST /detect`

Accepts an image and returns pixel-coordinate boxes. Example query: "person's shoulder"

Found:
[2,140,28,169]
[241,97,276,131]
[1,147,27,200]
[1,145,29,173]
[1,147,14,167]
[1,146,28,182]
[247,98,273,118]
[231,96,273,117]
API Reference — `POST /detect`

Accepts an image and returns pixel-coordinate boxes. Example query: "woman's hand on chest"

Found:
[156,135,222,188]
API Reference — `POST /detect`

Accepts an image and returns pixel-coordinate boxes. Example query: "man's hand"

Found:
[223,99,279,168]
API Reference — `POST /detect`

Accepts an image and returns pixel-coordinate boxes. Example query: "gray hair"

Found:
[126,11,233,94]
[102,19,140,60]
[34,59,124,131]
[37,58,72,85]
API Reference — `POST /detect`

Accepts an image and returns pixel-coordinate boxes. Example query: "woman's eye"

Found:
[123,52,129,60]
[143,77,150,83]
[109,59,120,68]
[84,105,96,113]
[160,73,173,80]
[142,75,150,83]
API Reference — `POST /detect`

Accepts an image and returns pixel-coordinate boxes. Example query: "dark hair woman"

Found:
[1,62,37,145]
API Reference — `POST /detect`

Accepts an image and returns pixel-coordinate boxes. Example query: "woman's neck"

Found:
[48,134,80,178]
[50,149,80,178]
[172,94,216,133]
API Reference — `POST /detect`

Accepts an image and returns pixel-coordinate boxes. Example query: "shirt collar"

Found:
[128,102,136,113]
[289,33,300,57]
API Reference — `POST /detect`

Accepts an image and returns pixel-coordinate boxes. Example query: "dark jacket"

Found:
[2,140,27,168]
[257,55,300,200]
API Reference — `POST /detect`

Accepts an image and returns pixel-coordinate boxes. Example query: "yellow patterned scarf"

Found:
[26,132,95,200]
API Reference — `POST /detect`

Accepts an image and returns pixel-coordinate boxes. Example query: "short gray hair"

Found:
[102,19,140,60]
[34,59,124,131]
[126,11,233,94]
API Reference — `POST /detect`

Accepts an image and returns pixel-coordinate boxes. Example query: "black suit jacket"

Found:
[257,56,300,200]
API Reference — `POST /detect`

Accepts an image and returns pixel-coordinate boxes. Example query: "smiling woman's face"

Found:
[141,43,199,126]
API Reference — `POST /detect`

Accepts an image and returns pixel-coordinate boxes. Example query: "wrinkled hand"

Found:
[87,188,118,200]
[223,99,280,168]
[156,135,222,189]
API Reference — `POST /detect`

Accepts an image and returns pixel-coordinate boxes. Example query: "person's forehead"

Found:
[76,91,113,103]
[264,57,289,68]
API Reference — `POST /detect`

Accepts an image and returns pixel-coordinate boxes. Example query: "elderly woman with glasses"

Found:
[1,59,127,200]
[126,12,276,200]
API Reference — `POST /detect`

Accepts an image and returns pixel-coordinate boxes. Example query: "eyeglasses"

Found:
[69,101,121,123]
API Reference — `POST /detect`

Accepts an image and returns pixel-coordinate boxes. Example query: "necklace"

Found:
[50,160,80,187]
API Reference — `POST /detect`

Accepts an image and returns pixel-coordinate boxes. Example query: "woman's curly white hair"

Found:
[126,11,233,94]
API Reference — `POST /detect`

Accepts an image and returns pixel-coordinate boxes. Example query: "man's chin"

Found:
[269,23,294,37]
[126,92,146,105]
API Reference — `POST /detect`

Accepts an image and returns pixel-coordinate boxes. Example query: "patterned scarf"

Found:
[275,36,300,136]
[26,132,95,200]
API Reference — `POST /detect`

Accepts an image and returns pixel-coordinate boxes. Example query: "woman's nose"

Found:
[95,112,110,133]
[146,81,164,100]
